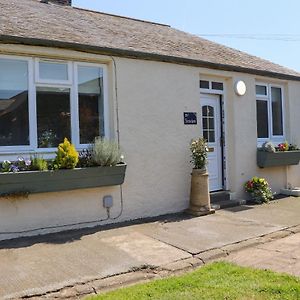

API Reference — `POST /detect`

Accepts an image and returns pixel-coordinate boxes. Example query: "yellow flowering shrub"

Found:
[54,138,79,169]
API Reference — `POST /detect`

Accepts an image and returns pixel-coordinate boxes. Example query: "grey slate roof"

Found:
[1,0,300,80]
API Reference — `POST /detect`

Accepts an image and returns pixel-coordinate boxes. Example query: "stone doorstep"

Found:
[22,226,298,300]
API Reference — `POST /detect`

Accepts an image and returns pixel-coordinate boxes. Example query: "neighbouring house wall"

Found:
[0,45,300,240]
[285,80,300,188]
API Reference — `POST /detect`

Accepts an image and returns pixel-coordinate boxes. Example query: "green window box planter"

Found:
[0,164,126,196]
[257,150,300,168]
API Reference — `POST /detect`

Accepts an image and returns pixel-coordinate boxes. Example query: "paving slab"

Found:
[219,198,300,228]
[225,232,300,277]
[136,198,300,255]
[136,213,281,254]
[0,230,189,299]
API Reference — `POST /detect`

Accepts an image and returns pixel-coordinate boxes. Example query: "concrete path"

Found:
[225,232,300,277]
[0,197,299,299]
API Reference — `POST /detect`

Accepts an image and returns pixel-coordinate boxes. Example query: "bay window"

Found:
[256,83,284,142]
[0,56,107,153]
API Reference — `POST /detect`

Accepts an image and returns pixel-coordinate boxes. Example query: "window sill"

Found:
[0,164,127,196]
[257,150,300,168]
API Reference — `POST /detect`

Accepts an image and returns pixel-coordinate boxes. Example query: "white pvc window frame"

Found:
[0,55,109,154]
[35,58,73,85]
[200,80,224,95]
[256,82,285,145]
[74,62,110,149]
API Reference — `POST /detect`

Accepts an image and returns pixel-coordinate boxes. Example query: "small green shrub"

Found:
[92,137,122,166]
[29,155,48,171]
[54,138,79,169]
[245,177,274,204]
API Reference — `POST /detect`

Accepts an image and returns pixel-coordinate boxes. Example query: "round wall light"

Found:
[234,80,247,96]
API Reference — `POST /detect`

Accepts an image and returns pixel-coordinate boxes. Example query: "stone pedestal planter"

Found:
[186,168,215,216]
[257,150,300,168]
[0,164,127,196]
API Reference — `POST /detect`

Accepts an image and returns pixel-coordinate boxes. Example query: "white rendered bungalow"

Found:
[0,0,300,240]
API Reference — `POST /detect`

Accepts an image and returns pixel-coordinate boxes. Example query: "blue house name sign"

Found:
[184,112,197,125]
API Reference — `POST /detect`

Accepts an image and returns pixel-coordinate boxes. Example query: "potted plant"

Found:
[245,177,274,204]
[186,137,215,216]
[257,141,300,168]
[0,138,126,196]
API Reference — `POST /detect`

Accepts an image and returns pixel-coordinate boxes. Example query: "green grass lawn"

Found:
[88,262,300,300]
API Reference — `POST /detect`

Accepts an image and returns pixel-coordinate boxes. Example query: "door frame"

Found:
[200,82,228,191]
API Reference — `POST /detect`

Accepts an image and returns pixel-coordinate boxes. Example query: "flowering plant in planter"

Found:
[190,137,209,170]
[0,138,126,196]
[245,177,274,204]
[187,137,214,216]
[257,141,300,168]
[260,141,299,153]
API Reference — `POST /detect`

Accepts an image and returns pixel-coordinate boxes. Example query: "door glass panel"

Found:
[203,131,209,141]
[202,105,215,143]
[209,131,215,142]
[202,105,208,116]
[207,106,214,117]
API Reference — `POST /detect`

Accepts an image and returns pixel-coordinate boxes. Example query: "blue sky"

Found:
[73,0,300,72]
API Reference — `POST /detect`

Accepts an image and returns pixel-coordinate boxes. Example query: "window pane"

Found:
[200,80,209,89]
[78,66,104,144]
[0,59,29,146]
[256,85,267,96]
[271,87,283,136]
[256,100,269,138]
[202,106,208,117]
[212,82,223,90]
[203,130,209,141]
[202,117,208,129]
[209,118,214,129]
[37,87,71,148]
[208,131,215,143]
[207,106,214,117]
[39,61,68,81]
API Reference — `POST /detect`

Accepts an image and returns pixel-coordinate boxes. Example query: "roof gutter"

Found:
[1,34,300,82]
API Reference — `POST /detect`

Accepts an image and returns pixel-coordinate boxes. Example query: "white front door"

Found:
[201,94,223,191]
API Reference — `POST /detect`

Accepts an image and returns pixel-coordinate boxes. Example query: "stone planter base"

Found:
[186,168,215,217]
[186,207,215,216]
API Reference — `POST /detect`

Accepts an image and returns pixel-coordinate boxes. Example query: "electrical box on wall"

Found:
[103,195,113,208]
